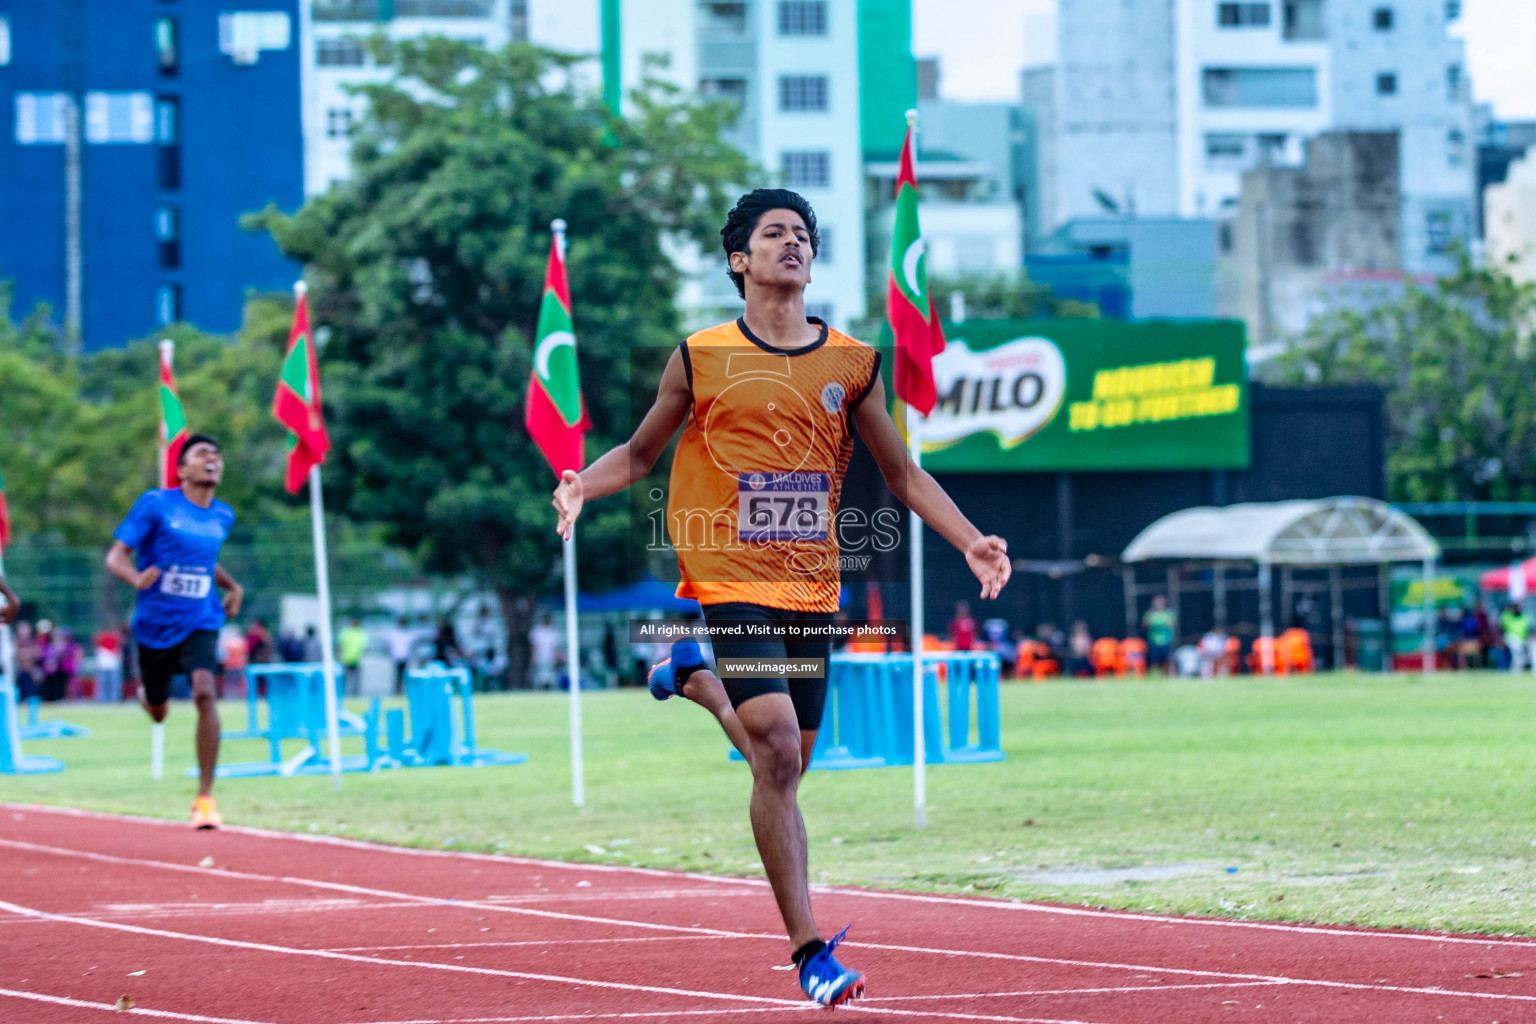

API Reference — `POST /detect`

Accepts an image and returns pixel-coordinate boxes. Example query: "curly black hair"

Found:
[720,188,820,298]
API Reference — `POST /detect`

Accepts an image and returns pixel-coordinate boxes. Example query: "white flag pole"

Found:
[0,547,23,769]
[552,219,585,809]
[296,281,344,792]
[903,108,928,831]
[153,339,173,780]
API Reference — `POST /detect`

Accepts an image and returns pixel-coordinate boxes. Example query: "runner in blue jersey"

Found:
[105,435,244,829]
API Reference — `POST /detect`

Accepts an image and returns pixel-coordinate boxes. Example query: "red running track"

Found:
[3,803,1534,1023]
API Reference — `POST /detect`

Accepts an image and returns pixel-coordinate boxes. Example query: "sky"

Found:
[913,0,1536,120]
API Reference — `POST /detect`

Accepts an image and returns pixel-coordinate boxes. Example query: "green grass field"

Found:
[8,671,1534,936]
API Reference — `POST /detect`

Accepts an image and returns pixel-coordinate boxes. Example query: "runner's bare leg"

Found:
[681,668,754,769]
[190,668,220,798]
[736,692,818,949]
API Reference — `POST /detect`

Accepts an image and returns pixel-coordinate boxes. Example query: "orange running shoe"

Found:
[190,795,222,830]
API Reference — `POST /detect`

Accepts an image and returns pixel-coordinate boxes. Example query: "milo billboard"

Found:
[900,319,1250,471]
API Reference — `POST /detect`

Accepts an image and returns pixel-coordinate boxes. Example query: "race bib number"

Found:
[160,568,212,600]
[738,472,830,543]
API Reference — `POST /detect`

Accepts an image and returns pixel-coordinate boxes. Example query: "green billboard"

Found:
[898,319,1250,472]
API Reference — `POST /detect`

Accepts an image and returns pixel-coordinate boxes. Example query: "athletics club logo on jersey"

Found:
[820,382,847,415]
[747,473,767,490]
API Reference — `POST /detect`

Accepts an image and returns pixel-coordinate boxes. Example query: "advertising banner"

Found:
[905,319,1250,471]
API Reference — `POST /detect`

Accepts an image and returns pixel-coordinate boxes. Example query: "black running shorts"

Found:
[701,603,833,731]
[138,629,220,706]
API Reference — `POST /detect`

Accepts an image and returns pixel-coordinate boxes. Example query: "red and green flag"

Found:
[524,223,590,476]
[888,119,947,416]
[159,345,187,487]
[0,460,11,553]
[272,284,330,494]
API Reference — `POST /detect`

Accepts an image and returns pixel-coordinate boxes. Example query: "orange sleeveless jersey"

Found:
[668,318,881,612]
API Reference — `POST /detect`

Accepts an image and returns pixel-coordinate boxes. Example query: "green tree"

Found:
[1267,257,1536,501]
[252,40,751,683]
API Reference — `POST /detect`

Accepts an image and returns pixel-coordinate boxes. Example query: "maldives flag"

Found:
[159,346,187,487]
[0,461,11,553]
[888,120,947,416]
[524,223,589,477]
[272,284,330,493]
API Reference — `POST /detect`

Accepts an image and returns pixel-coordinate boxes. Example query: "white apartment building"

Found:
[1048,0,1473,273]
[606,0,868,331]
[1486,147,1536,287]
[302,0,597,197]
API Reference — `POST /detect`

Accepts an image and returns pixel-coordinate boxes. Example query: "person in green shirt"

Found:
[1143,595,1177,675]
[1500,604,1530,672]
[338,618,368,695]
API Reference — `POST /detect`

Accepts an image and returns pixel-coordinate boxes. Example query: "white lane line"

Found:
[0,898,803,1009]
[8,801,1536,952]
[330,937,735,952]
[0,900,1098,1024]
[0,987,281,1024]
[0,838,746,939]
[8,837,1536,1008]
[863,981,1289,1002]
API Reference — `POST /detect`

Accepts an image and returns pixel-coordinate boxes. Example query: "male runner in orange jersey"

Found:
[551,188,1010,1006]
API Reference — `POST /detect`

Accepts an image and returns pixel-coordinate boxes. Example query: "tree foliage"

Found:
[251,40,752,678]
[1266,258,1536,502]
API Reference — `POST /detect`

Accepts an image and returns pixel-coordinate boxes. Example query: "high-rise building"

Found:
[0,0,304,350]
[602,0,916,332]
[1045,0,1473,275]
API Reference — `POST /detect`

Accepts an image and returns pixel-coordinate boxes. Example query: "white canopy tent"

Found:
[1121,497,1442,672]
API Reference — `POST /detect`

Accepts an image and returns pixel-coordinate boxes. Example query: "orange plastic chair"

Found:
[1279,628,1314,674]
[1090,636,1123,677]
[1248,636,1289,675]
[1023,640,1059,680]
[1223,635,1242,675]
[1118,637,1148,677]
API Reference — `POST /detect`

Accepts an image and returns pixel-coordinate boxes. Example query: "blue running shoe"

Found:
[798,927,866,1007]
[647,637,705,701]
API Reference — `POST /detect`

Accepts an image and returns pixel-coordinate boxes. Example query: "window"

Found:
[1257,132,1288,162]
[1426,210,1458,254]
[1282,0,1324,39]
[779,75,828,112]
[14,93,72,145]
[1445,0,1461,20]
[1217,3,1270,27]
[815,226,831,265]
[700,2,748,33]
[219,12,292,63]
[511,0,528,42]
[1203,67,1317,107]
[326,107,356,138]
[156,284,183,327]
[155,17,178,75]
[0,16,10,66]
[1447,128,1465,165]
[1446,63,1463,102]
[394,0,493,15]
[313,0,382,20]
[85,92,156,144]
[156,97,180,189]
[1372,6,1393,29]
[779,1,828,35]
[782,151,830,188]
[805,302,834,324]
[156,206,180,268]
[1205,133,1246,166]
[155,97,178,144]
[700,77,748,106]
[317,38,367,66]
[1376,72,1397,95]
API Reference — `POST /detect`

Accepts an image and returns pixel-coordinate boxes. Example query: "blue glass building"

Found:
[0,1,302,350]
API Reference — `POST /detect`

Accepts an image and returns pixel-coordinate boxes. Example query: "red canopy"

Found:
[1480,558,1536,592]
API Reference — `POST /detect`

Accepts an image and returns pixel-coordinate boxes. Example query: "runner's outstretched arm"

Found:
[852,374,1011,599]
[214,565,244,617]
[553,347,693,540]
[105,541,161,592]
[0,576,17,625]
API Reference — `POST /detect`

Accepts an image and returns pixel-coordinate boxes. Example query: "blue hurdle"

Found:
[730,651,1005,770]
[19,696,91,739]
[391,665,527,768]
[203,663,375,778]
